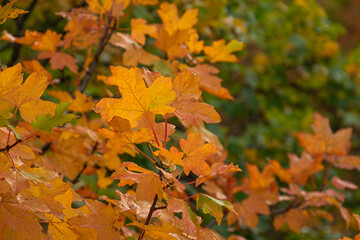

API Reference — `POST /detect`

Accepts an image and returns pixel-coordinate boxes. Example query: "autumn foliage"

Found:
[0,0,360,240]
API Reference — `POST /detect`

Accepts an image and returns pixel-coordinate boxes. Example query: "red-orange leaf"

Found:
[295,112,352,157]
[69,199,124,240]
[180,132,217,176]
[111,162,163,201]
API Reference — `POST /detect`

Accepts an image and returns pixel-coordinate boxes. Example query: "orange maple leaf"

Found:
[180,132,217,176]
[38,51,78,73]
[296,112,352,157]
[171,70,221,125]
[111,162,163,201]
[94,66,176,127]
[131,18,157,45]
[96,116,153,149]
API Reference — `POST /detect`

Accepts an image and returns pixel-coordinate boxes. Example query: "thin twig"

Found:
[137,194,160,240]
[40,142,52,155]
[72,142,98,184]
[319,161,331,191]
[270,196,302,216]
[0,139,22,152]
[62,69,75,98]
[79,9,116,92]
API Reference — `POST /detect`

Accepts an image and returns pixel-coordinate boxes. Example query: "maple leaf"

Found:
[180,132,217,176]
[186,30,203,53]
[195,162,241,186]
[96,168,113,189]
[59,11,104,49]
[94,66,176,127]
[155,146,184,166]
[38,51,78,73]
[196,193,235,225]
[288,152,323,185]
[39,133,88,179]
[0,200,42,239]
[131,18,157,45]
[171,70,221,125]
[246,163,275,190]
[204,39,244,63]
[167,198,200,236]
[32,102,77,133]
[0,0,27,24]
[48,90,95,113]
[0,63,22,98]
[123,45,160,67]
[274,208,333,233]
[154,27,189,59]
[45,213,79,240]
[111,162,163,201]
[296,112,352,157]
[22,59,52,80]
[189,64,234,100]
[1,29,41,46]
[157,2,198,36]
[69,199,124,240]
[227,191,276,228]
[96,116,153,149]
[33,29,62,52]
[0,69,56,122]
[19,178,72,217]
[330,155,360,171]
[129,221,182,240]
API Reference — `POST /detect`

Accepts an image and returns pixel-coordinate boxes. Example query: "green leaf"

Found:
[227,39,244,52]
[0,116,22,140]
[32,102,77,133]
[196,193,234,225]
[0,116,8,127]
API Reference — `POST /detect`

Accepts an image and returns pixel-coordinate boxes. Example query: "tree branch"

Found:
[79,10,116,93]
[270,196,302,216]
[137,194,161,240]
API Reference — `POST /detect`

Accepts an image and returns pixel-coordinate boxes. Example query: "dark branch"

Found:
[79,10,116,93]
[0,139,22,152]
[40,142,52,155]
[137,194,160,240]
[270,196,302,216]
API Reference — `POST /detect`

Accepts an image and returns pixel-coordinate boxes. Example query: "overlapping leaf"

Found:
[94,66,176,127]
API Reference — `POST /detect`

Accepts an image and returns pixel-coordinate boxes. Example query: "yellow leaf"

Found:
[94,66,175,127]
[131,18,157,45]
[204,39,244,63]
[157,2,198,36]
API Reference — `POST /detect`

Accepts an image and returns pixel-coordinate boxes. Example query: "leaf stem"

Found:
[163,115,168,148]
[146,114,160,147]
[6,108,18,146]
[319,161,331,191]
[132,144,157,164]
[5,151,16,170]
